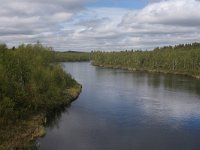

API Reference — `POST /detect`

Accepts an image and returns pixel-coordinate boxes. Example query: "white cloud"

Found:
[0,0,87,47]
[122,0,200,26]
[0,0,200,51]
[116,0,200,49]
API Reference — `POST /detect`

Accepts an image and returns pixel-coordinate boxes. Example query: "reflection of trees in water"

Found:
[31,105,71,150]
[146,73,200,97]
[163,75,200,95]
[95,67,200,97]
[28,141,40,150]
[45,105,71,129]
[0,105,72,150]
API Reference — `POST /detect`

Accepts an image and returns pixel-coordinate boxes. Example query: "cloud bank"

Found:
[0,0,200,51]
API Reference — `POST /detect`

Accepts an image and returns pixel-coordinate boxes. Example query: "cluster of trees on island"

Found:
[91,43,200,78]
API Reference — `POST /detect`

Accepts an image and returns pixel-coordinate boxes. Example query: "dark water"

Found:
[39,62,200,150]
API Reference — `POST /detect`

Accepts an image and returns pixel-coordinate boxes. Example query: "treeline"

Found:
[91,43,200,78]
[0,43,82,149]
[53,51,90,62]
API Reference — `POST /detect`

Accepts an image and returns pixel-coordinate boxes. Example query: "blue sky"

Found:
[87,0,148,9]
[0,0,200,51]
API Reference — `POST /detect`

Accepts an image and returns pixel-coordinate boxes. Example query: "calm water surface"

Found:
[39,62,200,150]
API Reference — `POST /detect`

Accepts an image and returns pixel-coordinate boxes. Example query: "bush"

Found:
[0,44,78,121]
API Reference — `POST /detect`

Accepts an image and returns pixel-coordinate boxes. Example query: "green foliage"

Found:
[53,51,90,62]
[0,44,78,122]
[91,43,200,77]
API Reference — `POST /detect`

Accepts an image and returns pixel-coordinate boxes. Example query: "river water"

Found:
[39,62,200,150]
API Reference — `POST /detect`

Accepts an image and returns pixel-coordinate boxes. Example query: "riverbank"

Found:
[91,43,200,80]
[0,43,83,150]
[0,84,82,150]
[92,63,200,80]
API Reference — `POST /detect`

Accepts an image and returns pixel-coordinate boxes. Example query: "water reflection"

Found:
[45,105,71,129]
[146,73,200,96]
[39,62,200,150]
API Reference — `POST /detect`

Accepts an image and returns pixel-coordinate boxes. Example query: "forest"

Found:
[0,43,81,149]
[91,43,200,78]
[53,51,90,62]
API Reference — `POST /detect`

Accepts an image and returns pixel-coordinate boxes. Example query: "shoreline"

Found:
[92,63,200,80]
[0,84,82,150]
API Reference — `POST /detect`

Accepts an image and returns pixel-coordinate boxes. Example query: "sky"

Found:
[0,0,200,51]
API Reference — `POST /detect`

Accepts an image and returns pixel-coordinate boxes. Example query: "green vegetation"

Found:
[53,51,90,62]
[0,43,81,149]
[91,43,200,78]
[2,42,200,149]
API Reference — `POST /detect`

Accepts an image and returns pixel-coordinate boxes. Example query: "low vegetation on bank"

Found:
[91,43,200,78]
[0,43,81,149]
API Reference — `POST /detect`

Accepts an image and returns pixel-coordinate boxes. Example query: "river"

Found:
[39,62,200,150]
